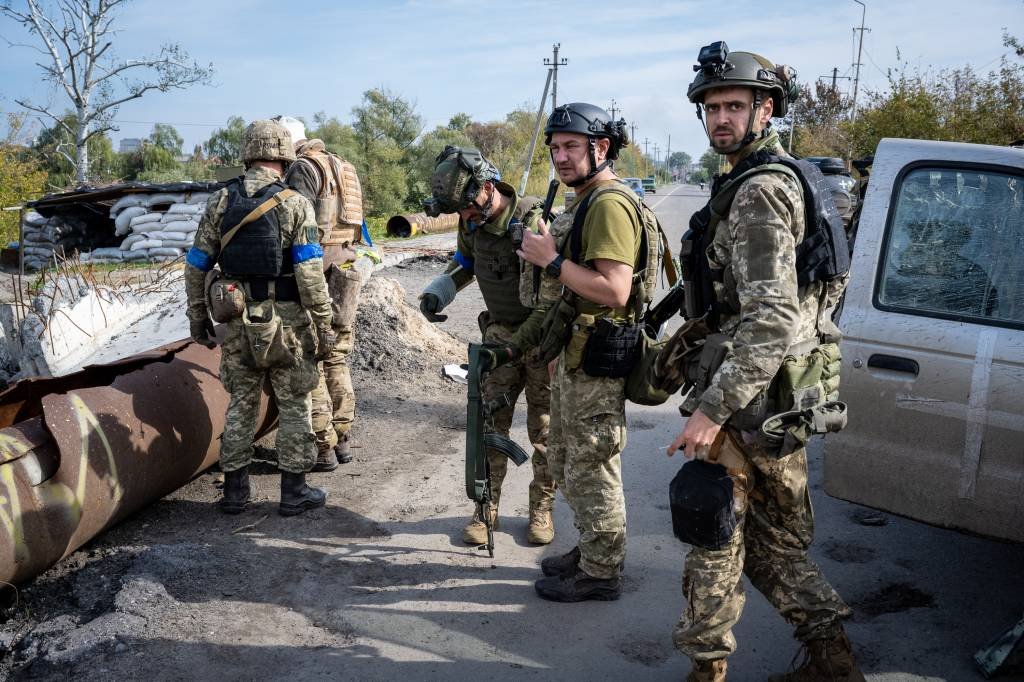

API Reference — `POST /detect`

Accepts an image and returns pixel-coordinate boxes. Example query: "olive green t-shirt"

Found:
[563,180,642,268]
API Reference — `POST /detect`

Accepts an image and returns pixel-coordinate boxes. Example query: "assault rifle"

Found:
[465,343,530,557]
[642,281,687,338]
[541,178,559,223]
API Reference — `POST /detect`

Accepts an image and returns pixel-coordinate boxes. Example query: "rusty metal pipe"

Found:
[0,337,275,586]
[385,212,459,238]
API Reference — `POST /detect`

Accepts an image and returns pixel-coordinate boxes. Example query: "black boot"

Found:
[541,546,581,577]
[279,471,327,516]
[219,466,250,515]
[335,432,353,464]
[312,445,339,472]
[534,568,621,603]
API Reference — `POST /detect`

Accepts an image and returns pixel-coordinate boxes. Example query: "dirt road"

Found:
[1,184,1022,681]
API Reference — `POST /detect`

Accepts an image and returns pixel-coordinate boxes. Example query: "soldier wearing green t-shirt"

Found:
[516,103,642,602]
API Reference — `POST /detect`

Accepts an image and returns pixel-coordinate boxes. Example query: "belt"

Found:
[233,276,300,302]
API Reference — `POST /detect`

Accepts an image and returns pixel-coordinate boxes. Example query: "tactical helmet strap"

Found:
[469,181,497,221]
[702,90,763,156]
[565,138,612,188]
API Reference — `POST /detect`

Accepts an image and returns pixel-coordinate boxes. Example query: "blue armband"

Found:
[186,247,214,272]
[291,243,324,264]
[454,250,474,271]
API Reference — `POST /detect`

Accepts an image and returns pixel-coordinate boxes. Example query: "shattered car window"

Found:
[878,167,1024,325]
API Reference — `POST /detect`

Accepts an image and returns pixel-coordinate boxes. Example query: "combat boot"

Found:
[279,471,327,516]
[769,630,866,682]
[687,658,727,682]
[534,568,621,602]
[462,504,498,545]
[526,506,554,545]
[218,466,250,515]
[335,432,353,464]
[540,545,581,577]
[312,444,339,472]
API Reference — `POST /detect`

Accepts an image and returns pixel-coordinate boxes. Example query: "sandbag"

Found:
[130,212,164,228]
[161,220,196,232]
[23,211,47,227]
[159,240,193,249]
[120,233,146,249]
[130,239,162,251]
[88,247,125,258]
[147,247,183,258]
[165,203,204,215]
[115,206,148,236]
[155,231,189,241]
[186,193,211,205]
[109,195,147,214]
[143,193,185,207]
[121,249,149,261]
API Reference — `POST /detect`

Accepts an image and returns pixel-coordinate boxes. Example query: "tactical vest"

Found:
[468,187,540,325]
[219,179,293,280]
[294,142,364,246]
[683,150,851,323]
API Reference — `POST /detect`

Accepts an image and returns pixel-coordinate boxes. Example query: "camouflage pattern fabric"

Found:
[184,165,330,474]
[672,431,850,658]
[311,325,356,446]
[547,359,627,580]
[481,318,553,511]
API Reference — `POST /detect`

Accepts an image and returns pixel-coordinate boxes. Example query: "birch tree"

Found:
[0,0,212,185]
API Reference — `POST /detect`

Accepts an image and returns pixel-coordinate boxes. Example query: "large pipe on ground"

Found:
[385,212,459,238]
[0,336,275,586]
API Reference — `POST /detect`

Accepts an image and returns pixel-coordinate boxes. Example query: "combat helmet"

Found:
[241,119,297,165]
[687,42,798,153]
[424,145,501,218]
[270,115,307,146]
[544,102,629,187]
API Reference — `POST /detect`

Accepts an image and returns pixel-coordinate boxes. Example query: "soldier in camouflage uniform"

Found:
[418,146,555,546]
[665,45,864,681]
[515,103,641,603]
[274,115,364,471]
[184,119,335,518]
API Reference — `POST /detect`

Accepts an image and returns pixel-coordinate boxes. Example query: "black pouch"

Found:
[581,318,642,378]
[669,459,737,550]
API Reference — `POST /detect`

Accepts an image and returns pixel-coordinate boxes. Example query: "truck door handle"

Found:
[867,354,920,376]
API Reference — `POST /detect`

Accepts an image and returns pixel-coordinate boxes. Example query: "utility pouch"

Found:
[669,459,737,550]
[205,268,245,323]
[536,292,578,364]
[697,333,733,392]
[758,401,848,458]
[563,314,596,371]
[625,327,670,405]
[241,304,295,370]
[582,318,641,378]
[654,318,712,396]
[326,263,361,330]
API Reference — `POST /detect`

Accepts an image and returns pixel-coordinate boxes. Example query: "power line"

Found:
[111,119,223,128]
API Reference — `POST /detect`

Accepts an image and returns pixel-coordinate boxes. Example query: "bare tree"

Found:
[1,0,212,185]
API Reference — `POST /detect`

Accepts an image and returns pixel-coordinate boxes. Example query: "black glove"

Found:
[479,344,521,372]
[190,318,217,349]
[316,326,337,361]
[419,293,448,323]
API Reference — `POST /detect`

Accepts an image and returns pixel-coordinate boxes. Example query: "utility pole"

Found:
[544,43,568,180]
[666,134,671,176]
[832,67,839,91]
[653,144,660,167]
[642,137,650,177]
[630,122,637,144]
[609,99,618,120]
[519,67,554,196]
[850,1,869,126]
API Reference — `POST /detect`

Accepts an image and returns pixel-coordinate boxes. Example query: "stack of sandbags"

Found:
[20,211,89,270]
[106,191,210,264]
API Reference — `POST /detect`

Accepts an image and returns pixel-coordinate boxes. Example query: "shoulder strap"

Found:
[219,188,297,251]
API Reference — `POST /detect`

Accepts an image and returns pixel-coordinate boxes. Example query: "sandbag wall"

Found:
[20,211,88,271]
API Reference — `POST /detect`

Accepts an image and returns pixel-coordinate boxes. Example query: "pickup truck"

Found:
[825,138,1024,544]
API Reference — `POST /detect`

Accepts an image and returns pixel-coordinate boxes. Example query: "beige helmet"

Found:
[271,115,307,146]
[241,119,296,164]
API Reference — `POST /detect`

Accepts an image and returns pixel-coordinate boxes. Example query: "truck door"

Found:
[826,141,1024,542]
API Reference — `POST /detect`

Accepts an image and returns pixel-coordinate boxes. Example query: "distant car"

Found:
[623,177,645,200]
[642,176,656,193]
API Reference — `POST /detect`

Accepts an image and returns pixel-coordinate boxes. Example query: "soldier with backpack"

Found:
[663,42,862,682]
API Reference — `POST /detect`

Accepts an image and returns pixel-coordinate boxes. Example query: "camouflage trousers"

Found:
[219,316,320,475]
[311,324,356,451]
[673,429,851,660]
[548,357,627,580]
[482,316,553,511]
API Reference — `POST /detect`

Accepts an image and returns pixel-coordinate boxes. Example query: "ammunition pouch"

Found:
[581,318,641,378]
[536,291,578,364]
[625,327,671,406]
[670,459,737,550]
[654,318,712,395]
[759,401,848,458]
[241,303,295,370]
[326,263,361,330]
[206,269,245,323]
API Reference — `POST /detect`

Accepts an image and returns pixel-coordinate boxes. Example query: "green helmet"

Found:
[241,119,296,164]
[686,41,797,118]
[423,145,500,217]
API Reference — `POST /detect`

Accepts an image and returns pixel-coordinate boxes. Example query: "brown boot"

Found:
[687,658,727,682]
[335,432,352,464]
[312,444,338,472]
[526,506,554,545]
[462,504,498,545]
[769,630,866,682]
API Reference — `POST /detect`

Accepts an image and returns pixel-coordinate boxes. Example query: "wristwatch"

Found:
[545,255,565,279]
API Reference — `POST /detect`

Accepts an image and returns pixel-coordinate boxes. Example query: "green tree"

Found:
[699,147,723,178]
[205,116,246,166]
[667,151,692,171]
[352,88,422,217]
[0,114,48,243]
[32,113,120,188]
[150,123,184,155]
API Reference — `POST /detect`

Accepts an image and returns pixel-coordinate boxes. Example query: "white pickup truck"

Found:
[825,138,1024,544]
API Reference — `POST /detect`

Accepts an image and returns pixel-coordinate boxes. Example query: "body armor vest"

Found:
[469,189,536,325]
[219,179,293,279]
[294,143,363,246]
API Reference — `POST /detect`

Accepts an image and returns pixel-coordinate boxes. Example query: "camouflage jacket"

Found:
[682,132,826,424]
[184,165,332,329]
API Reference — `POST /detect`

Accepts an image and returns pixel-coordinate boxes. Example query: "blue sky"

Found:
[1,0,1021,163]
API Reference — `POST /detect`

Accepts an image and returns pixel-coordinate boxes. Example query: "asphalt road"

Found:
[369,182,1024,681]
